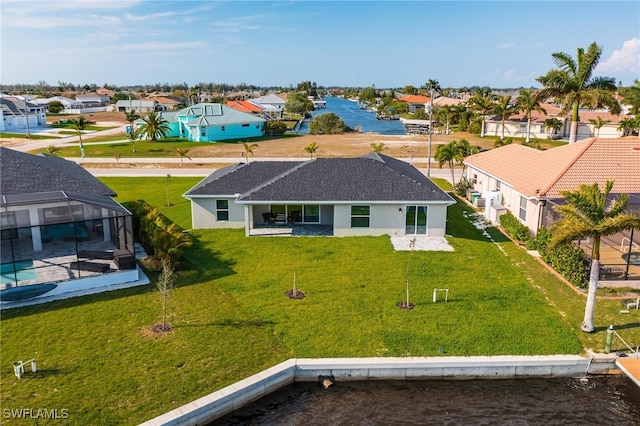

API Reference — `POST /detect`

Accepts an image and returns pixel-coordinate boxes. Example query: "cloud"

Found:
[121,41,205,51]
[209,15,268,33]
[597,38,640,75]
[497,42,515,50]
[125,11,187,22]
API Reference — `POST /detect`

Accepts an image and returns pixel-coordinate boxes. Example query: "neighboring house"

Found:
[433,97,466,108]
[172,103,265,142]
[0,96,47,132]
[251,93,287,114]
[226,100,265,115]
[484,103,630,141]
[33,96,80,111]
[75,93,110,104]
[464,137,640,280]
[398,94,431,113]
[115,99,162,113]
[464,137,640,233]
[0,148,140,304]
[184,153,455,237]
[148,96,182,111]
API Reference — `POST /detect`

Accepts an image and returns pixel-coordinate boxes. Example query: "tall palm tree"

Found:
[588,116,610,138]
[139,111,170,142]
[536,42,620,143]
[550,181,640,332]
[543,118,563,139]
[516,89,547,143]
[241,142,259,164]
[467,88,495,138]
[73,115,89,158]
[425,79,441,178]
[176,148,191,166]
[494,95,517,140]
[434,140,462,185]
[304,141,319,159]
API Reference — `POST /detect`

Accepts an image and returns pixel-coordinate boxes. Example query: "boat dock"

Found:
[617,357,640,387]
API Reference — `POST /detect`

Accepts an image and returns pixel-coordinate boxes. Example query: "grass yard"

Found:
[1,178,638,425]
[0,133,59,140]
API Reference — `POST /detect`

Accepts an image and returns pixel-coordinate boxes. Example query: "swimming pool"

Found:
[0,260,38,285]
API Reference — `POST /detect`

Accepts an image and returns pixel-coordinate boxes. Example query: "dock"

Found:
[616,357,640,387]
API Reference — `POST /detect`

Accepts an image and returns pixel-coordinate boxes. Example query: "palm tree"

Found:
[434,104,456,135]
[493,137,513,148]
[434,140,462,185]
[536,42,621,143]
[176,148,191,166]
[127,126,140,153]
[73,115,89,158]
[370,142,385,153]
[456,139,481,184]
[524,138,543,150]
[494,95,517,140]
[467,88,495,138]
[588,116,611,138]
[45,145,60,155]
[241,142,259,164]
[425,79,441,178]
[304,141,319,159]
[125,109,140,134]
[617,117,639,136]
[516,89,547,143]
[138,111,170,142]
[543,118,563,139]
[550,181,640,332]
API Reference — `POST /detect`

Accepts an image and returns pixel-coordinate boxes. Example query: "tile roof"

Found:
[464,138,640,198]
[0,147,117,197]
[486,103,628,124]
[225,100,264,113]
[399,95,431,104]
[185,153,454,204]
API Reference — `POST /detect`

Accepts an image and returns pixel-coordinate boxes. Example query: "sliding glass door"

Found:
[405,205,428,235]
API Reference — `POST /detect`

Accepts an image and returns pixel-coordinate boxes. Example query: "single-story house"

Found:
[115,99,163,113]
[484,103,631,141]
[463,137,640,280]
[75,93,110,104]
[398,94,431,113]
[0,96,47,132]
[250,93,287,111]
[184,153,455,237]
[0,148,141,304]
[172,103,265,142]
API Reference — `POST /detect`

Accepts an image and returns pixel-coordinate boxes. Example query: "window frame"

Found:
[216,199,229,221]
[519,196,527,221]
[350,205,370,228]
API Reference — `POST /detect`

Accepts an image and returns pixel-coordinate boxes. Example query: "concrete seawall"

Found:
[140,355,618,426]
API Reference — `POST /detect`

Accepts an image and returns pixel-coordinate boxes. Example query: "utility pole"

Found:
[427,88,434,178]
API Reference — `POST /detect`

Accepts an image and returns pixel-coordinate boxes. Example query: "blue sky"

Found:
[2,0,639,89]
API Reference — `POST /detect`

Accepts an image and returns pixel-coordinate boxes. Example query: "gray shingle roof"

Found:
[185,153,453,203]
[0,147,116,197]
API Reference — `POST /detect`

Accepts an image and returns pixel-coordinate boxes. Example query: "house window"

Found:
[303,205,320,223]
[473,174,478,184]
[216,199,229,221]
[221,126,225,131]
[256,124,260,129]
[519,196,527,221]
[496,180,501,190]
[200,127,206,136]
[242,123,250,127]
[351,205,370,228]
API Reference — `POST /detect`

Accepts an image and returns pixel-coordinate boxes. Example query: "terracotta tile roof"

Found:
[226,100,264,113]
[464,137,640,199]
[488,103,627,124]
[399,95,431,104]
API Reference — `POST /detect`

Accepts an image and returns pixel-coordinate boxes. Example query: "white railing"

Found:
[620,237,638,253]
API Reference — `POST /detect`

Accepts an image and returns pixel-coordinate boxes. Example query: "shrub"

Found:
[264,120,287,136]
[499,212,531,242]
[454,177,473,197]
[526,228,589,289]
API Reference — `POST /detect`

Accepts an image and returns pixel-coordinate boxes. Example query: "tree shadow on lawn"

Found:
[594,322,640,333]
[173,318,276,329]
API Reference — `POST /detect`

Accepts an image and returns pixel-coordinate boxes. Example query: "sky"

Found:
[1,0,639,89]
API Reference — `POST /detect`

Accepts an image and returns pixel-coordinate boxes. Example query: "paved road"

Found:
[5,125,128,152]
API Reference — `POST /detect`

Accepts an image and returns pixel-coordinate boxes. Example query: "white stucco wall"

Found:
[190,198,244,229]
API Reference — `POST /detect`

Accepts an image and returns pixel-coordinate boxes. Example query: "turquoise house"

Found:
[174,103,265,142]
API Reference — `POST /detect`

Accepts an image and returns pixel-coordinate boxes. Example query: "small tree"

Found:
[176,147,191,166]
[370,142,385,153]
[544,118,563,139]
[588,116,610,138]
[397,238,416,309]
[45,145,60,155]
[241,142,259,164]
[73,115,89,158]
[114,152,121,164]
[48,100,64,114]
[156,259,176,332]
[127,126,140,153]
[304,141,319,159]
[286,244,305,299]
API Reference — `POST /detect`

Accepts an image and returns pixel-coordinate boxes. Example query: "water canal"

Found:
[213,376,640,425]
[298,96,406,135]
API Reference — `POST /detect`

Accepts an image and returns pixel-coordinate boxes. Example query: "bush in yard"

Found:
[526,228,589,289]
[499,212,531,242]
[264,120,287,136]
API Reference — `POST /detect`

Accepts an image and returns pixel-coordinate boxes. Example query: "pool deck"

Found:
[616,357,640,387]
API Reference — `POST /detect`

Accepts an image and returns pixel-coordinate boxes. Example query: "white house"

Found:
[0,96,47,132]
[184,153,455,237]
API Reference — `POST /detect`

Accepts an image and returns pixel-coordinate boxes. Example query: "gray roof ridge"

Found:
[363,152,433,189]
[238,160,314,199]
[184,162,245,195]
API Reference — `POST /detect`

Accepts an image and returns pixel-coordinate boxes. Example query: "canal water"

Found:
[298,96,405,135]
[213,376,640,425]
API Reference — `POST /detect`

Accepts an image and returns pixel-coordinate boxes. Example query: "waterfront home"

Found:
[184,153,454,237]
[398,94,431,113]
[464,137,640,280]
[0,148,140,304]
[173,103,266,142]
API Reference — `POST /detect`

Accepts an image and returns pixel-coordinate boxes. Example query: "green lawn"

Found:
[1,178,637,425]
[0,133,59,140]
